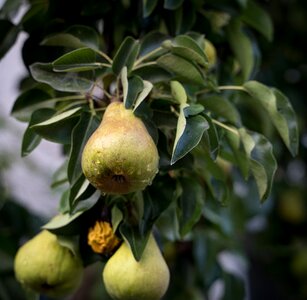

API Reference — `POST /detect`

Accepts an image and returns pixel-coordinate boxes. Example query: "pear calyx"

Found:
[81,101,159,194]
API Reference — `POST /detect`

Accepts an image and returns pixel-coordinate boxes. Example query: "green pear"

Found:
[204,39,217,68]
[103,234,170,300]
[14,230,83,298]
[81,101,159,194]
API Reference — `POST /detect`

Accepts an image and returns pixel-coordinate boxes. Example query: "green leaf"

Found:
[157,53,205,86]
[132,65,172,83]
[177,178,204,237]
[31,108,81,144]
[69,176,97,209]
[163,35,208,67]
[51,161,68,188]
[68,112,100,185]
[11,88,53,122]
[0,20,20,59]
[198,95,241,126]
[142,175,176,233]
[164,0,184,10]
[170,80,187,104]
[243,81,299,156]
[111,205,123,232]
[172,114,209,164]
[226,19,254,82]
[121,66,129,106]
[42,212,84,234]
[225,130,250,179]
[112,37,140,75]
[139,31,168,57]
[133,80,153,111]
[184,104,204,117]
[21,108,54,156]
[119,221,151,261]
[201,114,220,160]
[52,47,110,72]
[241,0,273,41]
[30,63,94,92]
[239,128,277,201]
[142,0,159,17]
[125,75,144,109]
[33,107,81,127]
[41,25,101,50]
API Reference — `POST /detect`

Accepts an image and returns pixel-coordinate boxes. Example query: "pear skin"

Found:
[103,234,170,300]
[81,101,159,194]
[14,230,83,298]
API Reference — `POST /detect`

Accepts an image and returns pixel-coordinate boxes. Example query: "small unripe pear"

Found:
[14,230,83,298]
[81,101,159,194]
[103,234,170,300]
[204,39,217,68]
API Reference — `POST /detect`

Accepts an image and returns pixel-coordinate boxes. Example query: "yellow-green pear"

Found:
[14,230,83,298]
[81,101,159,194]
[103,234,170,300]
[204,39,217,68]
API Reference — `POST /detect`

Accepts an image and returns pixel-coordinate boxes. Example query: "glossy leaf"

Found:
[157,53,205,86]
[11,88,53,122]
[133,80,153,111]
[112,37,140,75]
[41,25,101,50]
[198,95,241,126]
[52,48,110,72]
[30,63,94,92]
[142,0,159,17]
[227,19,254,82]
[239,128,277,201]
[241,0,273,41]
[125,75,143,109]
[21,108,55,156]
[0,19,20,59]
[68,112,100,185]
[119,221,151,261]
[243,81,299,156]
[177,178,204,237]
[31,108,81,144]
[163,35,208,67]
[172,114,209,164]
[132,65,172,83]
[139,31,168,57]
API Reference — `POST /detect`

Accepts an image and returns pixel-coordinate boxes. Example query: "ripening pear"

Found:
[103,234,170,300]
[81,101,159,194]
[14,230,83,298]
[204,39,217,68]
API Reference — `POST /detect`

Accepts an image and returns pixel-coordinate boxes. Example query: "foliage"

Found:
[0,0,301,299]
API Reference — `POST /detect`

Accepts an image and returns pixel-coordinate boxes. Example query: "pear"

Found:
[81,101,159,194]
[14,230,83,298]
[103,234,170,300]
[204,39,217,68]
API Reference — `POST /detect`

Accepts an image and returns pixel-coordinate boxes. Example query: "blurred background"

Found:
[0,0,306,299]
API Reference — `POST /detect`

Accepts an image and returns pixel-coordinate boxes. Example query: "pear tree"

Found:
[0,0,299,299]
